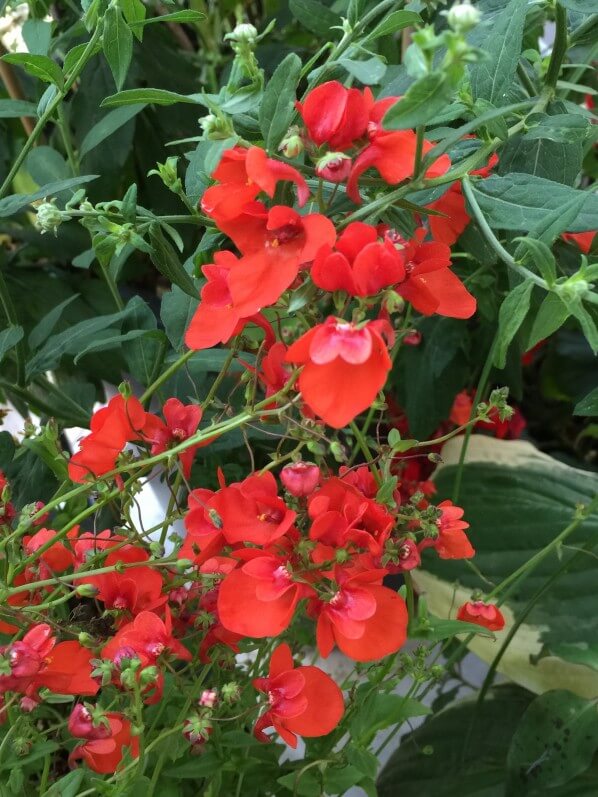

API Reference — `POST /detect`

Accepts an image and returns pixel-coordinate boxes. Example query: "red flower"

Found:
[68,394,151,483]
[201,145,308,223]
[35,641,99,696]
[457,601,505,631]
[311,222,405,297]
[280,462,320,497]
[562,231,596,253]
[102,610,191,666]
[296,81,370,150]
[218,552,312,637]
[347,96,450,203]
[422,500,474,560]
[312,569,407,662]
[224,205,336,316]
[143,398,205,478]
[245,341,291,402]
[23,528,74,578]
[68,704,111,740]
[69,712,139,774]
[253,643,344,747]
[285,317,393,428]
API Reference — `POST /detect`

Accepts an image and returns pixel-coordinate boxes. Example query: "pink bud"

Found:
[112,646,138,670]
[315,152,351,183]
[397,539,421,571]
[20,697,38,713]
[403,330,422,346]
[8,642,44,678]
[199,688,218,708]
[280,462,320,497]
[68,704,111,740]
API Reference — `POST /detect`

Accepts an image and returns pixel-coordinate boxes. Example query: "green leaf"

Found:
[514,238,557,286]
[103,6,133,91]
[507,691,598,794]
[494,280,534,369]
[351,688,431,742]
[469,0,528,106]
[2,53,63,88]
[122,297,166,385]
[289,0,342,36]
[497,133,582,186]
[528,292,570,349]
[0,175,98,218]
[79,103,145,159]
[73,328,150,363]
[22,19,52,56]
[121,0,146,39]
[44,770,87,797]
[525,113,591,144]
[25,146,68,188]
[560,0,598,11]
[161,284,199,350]
[259,53,302,152]
[410,616,495,642]
[0,99,37,118]
[378,686,534,797]
[26,301,139,378]
[164,750,221,778]
[101,88,201,107]
[339,56,386,85]
[414,436,598,695]
[28,294,79,349]
[132,10,206,26]
[364,10,422,41]
[383,72,452,130]
[148,224,198,298]
[63,40,102,75]
[470,174,598,233]
[0,326,24,365]
[574,387,598,417]
[0,432,15,470]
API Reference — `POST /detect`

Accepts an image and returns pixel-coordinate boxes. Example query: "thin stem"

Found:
[57,102,78,175]
[202,345,237,409]
[413,126,425,178]
[140,349,195,405]
[0,25,103,200]
[100,262,125,311]
[350,420,381,485]
[0,270,25,386]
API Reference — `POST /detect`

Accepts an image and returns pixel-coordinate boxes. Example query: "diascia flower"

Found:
[69,711,139,774]
[201,145,309,224]
[310,568,408,662]
[420,500,475,560]
[296,81,370,150]
[102,609,192,667]
[285,317,393,428]
[457,600,505,631]
[68,394,150,483]
[143,397,205,478]
[253,643,344,747]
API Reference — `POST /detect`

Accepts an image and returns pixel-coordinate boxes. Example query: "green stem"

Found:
[461,177,548,289]
[544,2,568,92]
[100,262,124,311]
[57,103,78,175]
[569,13,598,45]
[0,25,102,200]
[413,125,425,178]
[202,345,237,409]
[140,349,194,405]
[350,420,381,485]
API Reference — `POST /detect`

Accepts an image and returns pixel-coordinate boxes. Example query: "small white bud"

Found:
[447,1,481,32]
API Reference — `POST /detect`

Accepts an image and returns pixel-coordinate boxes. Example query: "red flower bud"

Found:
[280,463,320,497]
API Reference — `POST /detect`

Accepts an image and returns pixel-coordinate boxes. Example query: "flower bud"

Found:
[228,22,257,46]
[78,632,95,649]
[280,462,320,497]
[199,688,218,708]
[112,646,139,671]
[279,128,304,159]
[447,1,481,32]
[35,201,67,235]
[68,704,111,740]
[139,665,160,687]
[20,696,38,713]
[221,681,241,704]
[199,112,235,141]
[148,157,182,193]
[314,152,351,183]
[75,583,98,598]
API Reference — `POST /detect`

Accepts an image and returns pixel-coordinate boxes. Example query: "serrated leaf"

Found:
[364,10,422,41]
[0,326,24,365]
[259,53,302,151]
[103,6,133,91]
[2,52,63,88]
[494,281,534,368]
[383,72,452,130]
[0,175,98,218]
[148,224,198,298]
[79,103,145,159]
[469,0,528,106]
[289,0,342,36]
[28,294,79,350]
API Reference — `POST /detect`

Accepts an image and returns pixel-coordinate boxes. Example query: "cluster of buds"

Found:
[35,200,71,235]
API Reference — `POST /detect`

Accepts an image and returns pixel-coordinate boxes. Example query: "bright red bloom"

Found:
[143,398,204,478]
[69,712,139,774]
[395,228,476,319]
[250,341,292,401]
[285,317,393,428]
[253,643,344,747]
[449,390,526,439]
[562,231,596,253]
[218,552,312,637]
[457,601,505,631]
[102,610,191,666]
[421,500,474,560]
[280,462,320,497]
[23,528,74,578]
[347,97,450,203]
[201,145,308,223]
[35,641,99,696]
[224,205,336,316]
[68,394,151,483]
[312,222,405,297]
[312,569,408,662]
[296,81,370,150]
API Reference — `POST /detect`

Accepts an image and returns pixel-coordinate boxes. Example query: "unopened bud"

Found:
[139,666,160,687]
[36,201,67,235]
[78,632,95,648]
[75,583,98,598]
[221,681,241,704]
[279,128,304,159]
[228,23,257,45]
[447,1,481,32]
[315,152,351,183]
[280,462,320,497]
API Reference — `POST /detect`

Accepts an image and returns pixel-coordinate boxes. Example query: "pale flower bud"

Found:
[447,1,481,32]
